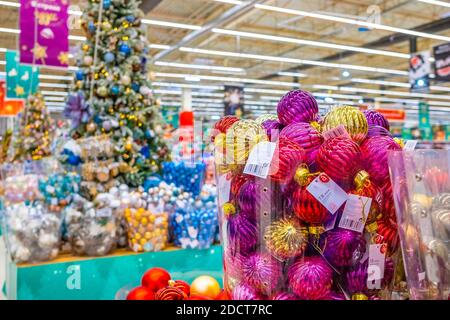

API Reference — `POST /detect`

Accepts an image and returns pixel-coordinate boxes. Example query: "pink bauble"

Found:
[360,136,401,185]
[279,123,323,166]
[288,256,333,300]
[363,110,390,131]
[277,90,319,126]
[269,137,305,183]
[231,283,263,300]
[317,136,362,185]
[241,252,282,296]
[271,292,299,300]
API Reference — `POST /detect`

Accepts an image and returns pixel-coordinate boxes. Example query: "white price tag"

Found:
[306,173,348,214]
[339,194,372,233]
[404,140,418,151]
[217,174,231,207]
[243,141,276,179]
[322,125,351,140]
[96,207,112,217]
[367,244,386,290]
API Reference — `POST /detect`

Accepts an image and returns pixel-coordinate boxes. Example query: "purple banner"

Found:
[19,0,69,69]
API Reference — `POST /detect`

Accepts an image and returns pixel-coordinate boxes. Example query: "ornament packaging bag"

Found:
[388,150,450,300]
[162,161,206,197]
[213,90,402,300]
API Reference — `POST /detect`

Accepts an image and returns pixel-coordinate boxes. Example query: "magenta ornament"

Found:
[231,283,263,300]
[360,135,402,184]
[271,292,299,300]
[280,123,323,166]
[227,213,258,255]
[367,125,392,138]
[262,120,283,141]
[323,229,366,267]
[363,110,390,131]
[288,256,333,300]
[237,179,272,219]
[277,90,319,126]
[224,247,245,279]
[242,252,282,296]
[317,136,362,185]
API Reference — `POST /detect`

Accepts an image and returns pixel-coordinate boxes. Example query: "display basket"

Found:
[162,161,206,197]
[388,150,450,300]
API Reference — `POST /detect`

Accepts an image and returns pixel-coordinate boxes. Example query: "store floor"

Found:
[0,237,5,300]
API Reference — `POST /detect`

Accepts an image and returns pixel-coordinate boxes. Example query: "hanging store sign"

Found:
[375,108,405,121]
[0,80,24,116]
[434,42,450,82]
[19,0,69,69]
[5,50,39,99]
[409,51,431,93]
[224,85,244,118]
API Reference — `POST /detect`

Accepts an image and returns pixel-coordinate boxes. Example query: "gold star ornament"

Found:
[32,44,48,60]
[57,52,69,65]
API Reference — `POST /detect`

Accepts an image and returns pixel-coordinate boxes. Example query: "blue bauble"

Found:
[88,21,96,33]
[140,146,150,159]
[143,176,162,191]
[104,52,115,63]
[110,85,120,96]
[103,0,111,10]
[131,82,140,92]
[67,154,82,166]
[93,114,102,124]
[118,43,131,56]
[75,70,84,81]
[144,129,154,139]
[126,15,135,23]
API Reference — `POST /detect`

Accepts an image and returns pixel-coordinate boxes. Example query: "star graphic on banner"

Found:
[32,44,48,60]
[57,52,69,65]
[15,85,25,96]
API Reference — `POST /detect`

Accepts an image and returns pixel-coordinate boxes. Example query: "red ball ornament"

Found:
[189,295,213,300]
[269,137,305,183]
[211,115,239,142]
[230,173,252,198]
[375,217,399,255]
[215,289,231,300]
[141,267,171,292]
[292,184,329,232]
[126,286,155,300]
[317,136,362,185]
[380,181,396,220]
[155,286,188,300]
[170,280,190,296]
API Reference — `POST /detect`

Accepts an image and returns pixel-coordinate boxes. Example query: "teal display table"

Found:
[4,245,223,300]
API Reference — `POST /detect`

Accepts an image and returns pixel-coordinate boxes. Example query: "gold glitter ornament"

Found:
[264,218,308,260]
[393,137,405,148]
[255,114,278,125]
[223,202,236,217]
[322,106,368,144]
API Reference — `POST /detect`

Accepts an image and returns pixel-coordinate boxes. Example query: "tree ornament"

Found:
[104,52,115,63]
[102,21,112,31]
[322,106,368,144]
[103,0,111,10]
[317,136,362,185]
[211,115,239,142]
[227,213,258,255]
[126,15,135,23]
[83,55,93,66]
[374,218,399,255]
[367,125,392,138]
[261,119,283,141]
[237,178,272,219]
[86,122,96,133]
[363,110,390,131]
[271,292,299,300]
[241,252,282,296]
[110,85,120,96]
[75,70,84,81]
[121,74,131,86]
[88,21,96,34]
[264,217,308,260]
[231,283,263,300]
[277,90,319,125]
[323,229,366,267]
[118,43,131,56]
[126,286,154,300]
[131,82,140,92]
[288,256,333,300]
[269,137,305,183]
[155,286,187,300]
[96,86,108,97]
[141,267,171,292]
[139,86,150,96]
[190,276,221,299]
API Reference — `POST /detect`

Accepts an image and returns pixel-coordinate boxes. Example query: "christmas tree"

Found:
[64,0,170,186]
[10,93,54,161]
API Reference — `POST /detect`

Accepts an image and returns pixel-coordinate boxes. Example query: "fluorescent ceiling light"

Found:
[255,4,450,42]
[69,35,86,41]
[0,27,19,34]
[39,74,73,81]
[0,1,19,7]
[213,0,245,4]
[278,71,307,78]
[340,86,450,101]
[351,77,450,92]
[141,19,201,30]
[44,96,66,102]
[41,91,68,96]
[39,82,70,88]
[155,61,244,73]
[155,72,300,87]
[149,44,171,50]
[153,81,223,90]
[212,28,410,59]
[180,47,408,76]
[417,0,450,8]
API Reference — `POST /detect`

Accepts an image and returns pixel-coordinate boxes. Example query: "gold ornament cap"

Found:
[354,170,370,190]
[294,165,311,186]
[308,225,325,236]
[223,202,236,217]
[352,293,369,300]
[365,221,378,233]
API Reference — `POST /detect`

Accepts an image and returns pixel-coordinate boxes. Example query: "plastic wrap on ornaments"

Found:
[162,161,206,197]
[3,202,61,263]
[65,193,118,256]
[212,89,402,300]
[38,172,81,213]
[170,184,218,249]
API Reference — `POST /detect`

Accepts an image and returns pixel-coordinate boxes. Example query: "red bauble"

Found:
[317,136,362,185]
[292,185,329,227]
[141,267,171,292]
[380,181,396,221]
[215,289,231,300]
[230,174,252,197]
[269,137,305,183]
[170,280,190,296]
[126,286,155,300]
[211,115,239,142]
[189,295,214,300]
[376,218,399,255]
[155,286,188,300]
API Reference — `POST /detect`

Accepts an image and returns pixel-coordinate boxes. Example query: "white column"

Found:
[182,88,192,112]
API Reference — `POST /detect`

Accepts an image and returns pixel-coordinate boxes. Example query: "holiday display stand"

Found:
[3,245,222,300]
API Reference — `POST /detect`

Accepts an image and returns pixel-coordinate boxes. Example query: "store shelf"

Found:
[3,245,223,300]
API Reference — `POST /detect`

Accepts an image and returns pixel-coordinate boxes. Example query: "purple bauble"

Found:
[367,125,392,138]
[237,179,272,219]
[280,122,323,166]
[288,256,333,300]
[262,120,283,141]
[232,283,263,300]
[323,229,366,267]
[242,252,282,296]
[227,214,258,255]
[326,291,347,300]
[363,110,390,131]
[277,90,319,126]
[271,292,299,300]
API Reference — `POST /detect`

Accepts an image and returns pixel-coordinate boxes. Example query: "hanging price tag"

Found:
[403,140,418,151]
[367,243,386,290]
[243,141,276,179]
[339,194,372,233]
[306,173,348,214]
[217,174,231,207]
[322,125,351,140]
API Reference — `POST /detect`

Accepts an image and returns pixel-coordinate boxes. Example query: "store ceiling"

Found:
[0,0,450,123]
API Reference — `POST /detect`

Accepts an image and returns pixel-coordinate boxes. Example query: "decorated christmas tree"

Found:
[64,0,170,186]
[10,93,54,161]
